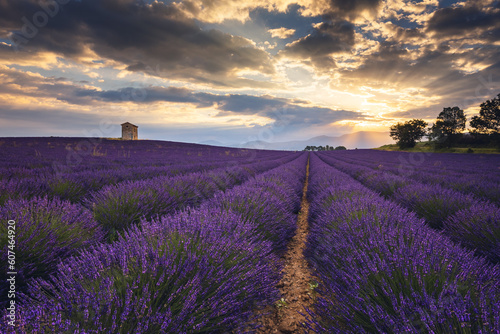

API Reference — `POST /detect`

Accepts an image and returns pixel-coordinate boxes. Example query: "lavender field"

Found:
[1,138,500,333]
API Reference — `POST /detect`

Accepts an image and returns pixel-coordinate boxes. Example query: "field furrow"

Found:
[255,156,316,333]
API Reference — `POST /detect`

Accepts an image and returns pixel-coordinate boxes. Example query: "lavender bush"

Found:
[444,202,500,263]
[89,155,300,240]
[204,154,306,254]
[0,178,47,206]
[0,137,296,205]
[318,150,500,204]
[0,196,104,307]
[393,183,477,229]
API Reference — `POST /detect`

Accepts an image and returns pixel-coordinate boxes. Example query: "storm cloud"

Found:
[427,5,500,38]
[1,0,275,88]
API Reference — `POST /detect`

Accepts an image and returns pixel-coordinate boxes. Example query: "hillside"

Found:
[376,142,500,154]
[227,131,394,150]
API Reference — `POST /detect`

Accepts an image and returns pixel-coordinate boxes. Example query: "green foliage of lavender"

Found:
[46,178,88,203]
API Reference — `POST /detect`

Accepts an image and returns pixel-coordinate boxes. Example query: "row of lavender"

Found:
[1,153,308,333]
[0,137,270,171]
[0,151,300,306]
[305,153,500,332]
[326,150,500,204]
[3,151,293,206]
[1,138,292,205]
[90,152,301,238]
[332,149,500,176]
[1,160,232,205]
[317,152,500,263]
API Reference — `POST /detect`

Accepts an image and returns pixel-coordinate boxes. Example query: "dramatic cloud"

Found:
[1,0,499,143]
[316,0,383,19]
[0,65,364,132]
[279,20,355,70]
[268,27,296,38]
[1,0,275,88]
[173,0,302,23]
[427,5,500,38]
[283,20,355,57]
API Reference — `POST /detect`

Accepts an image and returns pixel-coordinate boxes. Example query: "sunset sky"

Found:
[0,0,499,144]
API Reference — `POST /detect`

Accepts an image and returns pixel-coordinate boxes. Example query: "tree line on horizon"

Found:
[390,93,500,149]
[303,145,347,151]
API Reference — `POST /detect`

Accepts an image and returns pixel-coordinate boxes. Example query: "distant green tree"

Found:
[470,93,500,135]
[390,119,427,149]
[433,106,466,147]
[304,145,346,151]
[334,146,347,150]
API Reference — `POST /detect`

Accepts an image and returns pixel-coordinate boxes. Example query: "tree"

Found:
[432,106,466,146]
[427,123,444,142]
[390,119,427,149]
[470,93,500,135]
[334,146,347,150]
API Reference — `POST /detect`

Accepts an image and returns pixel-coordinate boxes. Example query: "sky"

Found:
[0,0,499,144]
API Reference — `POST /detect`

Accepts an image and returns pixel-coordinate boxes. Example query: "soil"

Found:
[254,157,316,333]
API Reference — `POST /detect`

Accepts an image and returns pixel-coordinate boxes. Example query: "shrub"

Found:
[89,171,247,238]
[360,171,412,197]
[47,177,87,202]
[0,178,47,206]
[207,186,296,254]
[0,197,104,306]
[90,179,178,235]
[307,215,500,333]
[444,202,500,263]
[393,183,477,229]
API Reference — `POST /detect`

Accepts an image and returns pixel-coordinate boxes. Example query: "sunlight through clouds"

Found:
[0,0,498,143]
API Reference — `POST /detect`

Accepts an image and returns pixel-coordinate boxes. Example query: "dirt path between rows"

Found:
[255,157,316,333]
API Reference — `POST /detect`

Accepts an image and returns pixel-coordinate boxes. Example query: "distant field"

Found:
[376,141,500,154]
[1,138,499,333]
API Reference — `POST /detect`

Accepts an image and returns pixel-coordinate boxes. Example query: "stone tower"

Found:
[121,122,138,140]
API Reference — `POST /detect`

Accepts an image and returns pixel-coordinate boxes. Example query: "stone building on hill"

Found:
[121,122,138,140]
